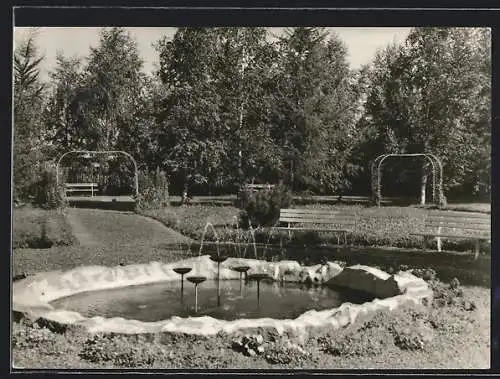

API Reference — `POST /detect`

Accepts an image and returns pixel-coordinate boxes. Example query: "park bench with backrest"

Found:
[237,183,275,201]
[273,208,357,246]
[410,212,490,259]
[245,184,275,192]
[64,183,99,197]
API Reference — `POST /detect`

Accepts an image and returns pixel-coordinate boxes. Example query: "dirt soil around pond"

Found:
[12,207,491,370]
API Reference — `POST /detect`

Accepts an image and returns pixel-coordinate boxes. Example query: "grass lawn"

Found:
[141,203,491,254]
[142,205,239,241]
[12,208,191,277]
[442,202,490,213]
[13,206,77,249]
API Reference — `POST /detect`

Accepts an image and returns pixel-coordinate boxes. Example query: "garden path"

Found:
[64,208,192,248]
[64,209,101,247]
[14,208,194,275]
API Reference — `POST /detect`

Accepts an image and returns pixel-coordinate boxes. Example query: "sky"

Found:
[14,27,412,80]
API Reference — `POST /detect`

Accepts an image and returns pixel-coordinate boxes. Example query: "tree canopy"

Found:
[14,29,47,200]
[360,28,490,200]
[13,27,491,203]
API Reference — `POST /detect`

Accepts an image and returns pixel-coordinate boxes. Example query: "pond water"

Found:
[50,279,375,321]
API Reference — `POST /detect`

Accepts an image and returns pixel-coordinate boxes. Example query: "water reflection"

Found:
[50,279,375,322]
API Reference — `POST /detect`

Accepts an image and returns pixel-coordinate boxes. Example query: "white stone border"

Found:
[13,256,432,336]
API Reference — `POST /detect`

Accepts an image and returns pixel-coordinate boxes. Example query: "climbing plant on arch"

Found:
[371,153,444,207]
[56,150,139,197]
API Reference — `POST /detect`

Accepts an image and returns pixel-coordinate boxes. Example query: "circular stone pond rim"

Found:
[12,255,432,336]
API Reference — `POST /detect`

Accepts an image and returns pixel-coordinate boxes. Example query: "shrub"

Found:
[322,334,388,357]
[411,268,438,282]
[78,333,234,368]
[449,277,460,290]
[13,207,76,249]
[438,191,447,209]
[79,334,166,367]
[13,213,53,248]
[388,312,435,352]
[136,168,169,211]
[31,165,66,209]
[12,323,57,349]
[428,279,477,311]
[13,230,51,249]
[292,230,329,246]
[238,184,292,228]
[424,305,477,334]
[392,325,432,351]
[232,334,265,356]
[264,342,309,365]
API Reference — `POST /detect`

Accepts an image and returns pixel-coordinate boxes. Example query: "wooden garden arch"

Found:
[371,153,443,207]
[56,150,139,197]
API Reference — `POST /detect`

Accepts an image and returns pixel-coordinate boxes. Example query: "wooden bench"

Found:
[238,184,275,199]
[245,184,275,192]
[273,208,356,246]
[64,183,99,197]
[410,212,490,259]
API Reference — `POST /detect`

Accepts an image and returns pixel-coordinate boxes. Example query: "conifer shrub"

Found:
[136,167,170,211]
[237,184,292,228]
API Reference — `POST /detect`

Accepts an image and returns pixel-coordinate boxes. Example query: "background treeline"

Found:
[13,27,491,205]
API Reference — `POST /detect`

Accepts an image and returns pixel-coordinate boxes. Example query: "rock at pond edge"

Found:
[326,265,403,298]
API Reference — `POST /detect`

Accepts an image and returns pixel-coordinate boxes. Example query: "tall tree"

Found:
[362,27,491,203]
[44,52,85,158]
[53,28,147,193]
[272,27,361,194]
[155,27,289,194]
[13,29,46,200]
[124,73,164,170]
[155,28,229,194]
[211,27,282,186]
[82,27,145,151]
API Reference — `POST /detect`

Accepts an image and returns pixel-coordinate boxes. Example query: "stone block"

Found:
[326,264,402,298]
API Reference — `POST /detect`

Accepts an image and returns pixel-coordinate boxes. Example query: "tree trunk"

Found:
[420,163,428,205]
[238,37,246,188]
[238,102,243,178]
[181,181,189,206]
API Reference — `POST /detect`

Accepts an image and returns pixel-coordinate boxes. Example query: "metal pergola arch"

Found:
[56,150,139,197]
[371,153,443,207]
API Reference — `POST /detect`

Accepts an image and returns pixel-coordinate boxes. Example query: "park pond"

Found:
[49,279,376,322]
[12,254,432,337]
